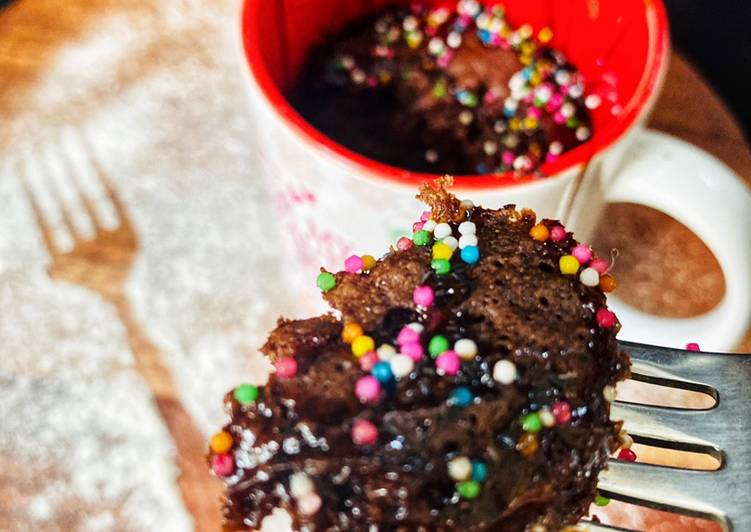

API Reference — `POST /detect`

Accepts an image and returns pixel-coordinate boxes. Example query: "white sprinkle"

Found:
[555,70,571,86]
[483,140,498,156]
[425,149,439,163]
[568,83,584,98]
[390,354,415,379]
[297,492,322,515]
[458,221,476,235]
[447,31,463,48]
[406,322,424,334]
[459,110,473,125]
[579,267,600,287]
[458,234,478,249]
[549,141,563,156]
[539,408,555,428]
[422,220,437,232]
[434,223,452,240]
[575,126,591,142]
[585,94,602,110]
[513,155,531,171]
[454,338,478,360]
[460,199,475,210]
[441,236,459,251]
[289,472,314,498]
[377,344,396,361]
[504,134,519,149]
[494,120,506,134]
[428,37,445,56]
[351,69,366,84]
[403,15,418,32]
[493,360,517,384]
[447,456,472,481]
[561,102,576,118]
[603,385,617,402]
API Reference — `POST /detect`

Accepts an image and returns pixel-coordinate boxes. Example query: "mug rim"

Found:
[240,0,670,191]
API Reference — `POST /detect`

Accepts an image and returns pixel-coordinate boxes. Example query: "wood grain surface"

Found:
[1,1,750,529]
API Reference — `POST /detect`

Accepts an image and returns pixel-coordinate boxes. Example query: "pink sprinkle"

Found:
[571,244,593,265]
[554,111,566,124]
[400,341,425,362]
[359,351,378,372]
[527,107,542,119]
[413,221,425,232]
[436,51,454,68]
[355,376,381,402]
[596,308,617,329]
[275,356,298,379]
[366,76,378,87]
[590,258,610,274]
[397,237,414,252]
[502,151,515,166]
[211,453,235,477]
[344,254,364,273]
[420,210,432,222]
[552,400,571,424]
[484,89,498,104]
[549,93,563,110]
[413,285,435,307]
[686,342,701,352]
[545,153,559,164]
[397,326,420,346]
[550,226,567,242]
[352,419,378,446]
[435,350,461,376]
[297,492,322,516]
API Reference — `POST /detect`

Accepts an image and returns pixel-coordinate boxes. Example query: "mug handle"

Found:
[603,129,751,350]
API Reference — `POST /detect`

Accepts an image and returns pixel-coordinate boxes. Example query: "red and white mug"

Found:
[239,0,751,351]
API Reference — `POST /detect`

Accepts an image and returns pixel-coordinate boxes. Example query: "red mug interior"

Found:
[242,0,670,189]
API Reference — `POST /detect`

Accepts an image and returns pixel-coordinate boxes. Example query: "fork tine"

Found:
[598,461,731,530]
[18,158,59,254]
[610,402,721,457]
[75,131,128,229]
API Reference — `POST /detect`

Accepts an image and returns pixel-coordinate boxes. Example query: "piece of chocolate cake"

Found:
[209,179,629,531]
[288,2,596,175]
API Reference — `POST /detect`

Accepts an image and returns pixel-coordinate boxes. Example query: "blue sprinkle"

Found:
[503,106,516,117]
[522,67,533,80]
[477,29,492,44]
[372,361,394,383]
[449,387,474,407]
[471,460,488,483]
[461,245,480,265]
[475,163,489,174]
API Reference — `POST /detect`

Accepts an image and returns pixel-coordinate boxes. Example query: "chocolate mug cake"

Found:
[288,2,597,175]
[208,179,630,530]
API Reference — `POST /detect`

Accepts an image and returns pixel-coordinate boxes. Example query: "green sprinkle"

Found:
[457,480,481,500]
[432,79,448,99]
[428,335,450,358]
[595,494,610,507]
[566,116,579,128]
[431,258,451,275]
[234,384,259,405]
[316,271,336,292]
[521,412,542,433]
[413,230,432,246]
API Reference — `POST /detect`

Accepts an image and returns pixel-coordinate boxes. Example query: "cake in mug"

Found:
[208,178,631,531]
[289,1,597,175]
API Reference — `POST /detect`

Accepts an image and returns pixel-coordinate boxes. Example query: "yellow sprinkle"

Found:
[523,117,539,130]
[521,41,536,55]
[500,26,512,39]
[352,335,375,358]
[432,242,453,261]
[530,71,542,86]
[538,27,554,43]
[520,55,533,66]
[361,255,376,271]
[519,24,533,39]
[559,255,580,275]
[509,118,520,131]
[210,431,233,454]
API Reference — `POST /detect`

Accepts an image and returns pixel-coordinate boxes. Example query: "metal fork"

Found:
[579,341,751,532]
[18,130,222,531]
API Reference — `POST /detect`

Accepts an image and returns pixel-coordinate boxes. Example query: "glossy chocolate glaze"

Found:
[210,195,629,531]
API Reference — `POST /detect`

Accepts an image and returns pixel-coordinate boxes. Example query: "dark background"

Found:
[665,0,751,141]
[0,0,749,140]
